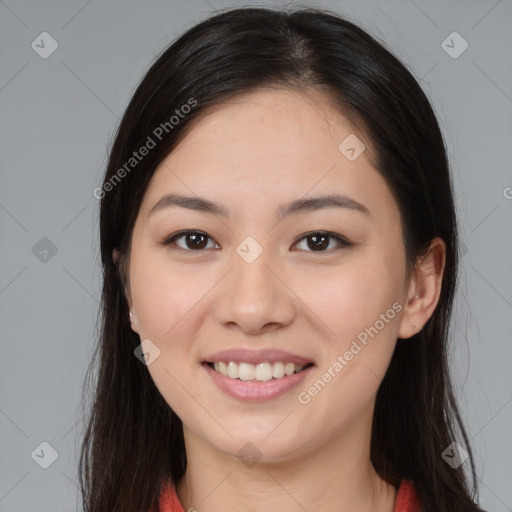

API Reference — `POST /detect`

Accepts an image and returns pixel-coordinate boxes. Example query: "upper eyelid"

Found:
[167,230,219,248]
[293,232,351,250]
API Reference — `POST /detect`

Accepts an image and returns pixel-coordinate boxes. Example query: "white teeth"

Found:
[218,361,228,376]
[227,361,238,379]
[255,362,273,381]
[285,362,295,376]
[239,363,255,381]
[272,362,285,379]
[211,361,307,381]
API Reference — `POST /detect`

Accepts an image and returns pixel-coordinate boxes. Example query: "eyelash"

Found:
[159,230,353,254]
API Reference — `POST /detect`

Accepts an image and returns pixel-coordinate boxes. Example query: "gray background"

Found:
[1,0,511,510]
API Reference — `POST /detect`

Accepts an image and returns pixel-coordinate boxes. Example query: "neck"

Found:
[176,411,397,512]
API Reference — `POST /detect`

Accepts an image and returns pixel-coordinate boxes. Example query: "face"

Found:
[125,88,411,462]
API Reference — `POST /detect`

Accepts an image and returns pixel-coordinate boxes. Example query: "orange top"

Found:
[158,478,422,511]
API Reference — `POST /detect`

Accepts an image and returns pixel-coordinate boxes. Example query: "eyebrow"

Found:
[148,192,370,219]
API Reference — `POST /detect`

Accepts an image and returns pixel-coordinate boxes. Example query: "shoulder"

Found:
[394,479,423,512]
[158,480,186,512]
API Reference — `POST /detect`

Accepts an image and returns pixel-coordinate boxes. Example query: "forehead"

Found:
[140,87,397,222]
[174,87,358,160]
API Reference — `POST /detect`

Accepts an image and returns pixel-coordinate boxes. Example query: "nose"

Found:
[214,252,296,335]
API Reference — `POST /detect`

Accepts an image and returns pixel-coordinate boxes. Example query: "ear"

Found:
[398,237,446,339]
[128,308,140,334]
[112,248,139,334]
[112,248,125,296]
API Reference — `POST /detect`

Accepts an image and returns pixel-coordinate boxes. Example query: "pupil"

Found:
[188,233,207,249]
[184,234,330,251]
[309,234,328,251]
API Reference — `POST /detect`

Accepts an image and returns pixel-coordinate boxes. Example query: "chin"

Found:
[214,432,305,464]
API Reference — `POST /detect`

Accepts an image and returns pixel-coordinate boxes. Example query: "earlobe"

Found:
[397,293,423,339]
[398,237,446,339]
[129,308,140,334]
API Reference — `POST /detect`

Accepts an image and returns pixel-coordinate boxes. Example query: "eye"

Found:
[160,230,351,253]
[293,231,352,252]
[161,230,220,251]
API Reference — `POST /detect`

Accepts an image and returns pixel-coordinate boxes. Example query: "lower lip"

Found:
[202,363,314,402]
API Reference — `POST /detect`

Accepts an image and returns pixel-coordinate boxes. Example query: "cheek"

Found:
[128,250,205,414]
[299,263,402,417]
[128,248,200,342]
[305,257,404,404]
[305,258,401,341]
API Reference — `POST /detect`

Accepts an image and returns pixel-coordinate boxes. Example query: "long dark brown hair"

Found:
[78,6,485,511]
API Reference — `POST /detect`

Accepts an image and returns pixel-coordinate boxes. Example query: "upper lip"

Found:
[202,348,315,366]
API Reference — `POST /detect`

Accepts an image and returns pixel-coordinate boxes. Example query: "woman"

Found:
[79,6,486,512]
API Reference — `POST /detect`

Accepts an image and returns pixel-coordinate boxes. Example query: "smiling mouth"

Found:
[203,361,315,382]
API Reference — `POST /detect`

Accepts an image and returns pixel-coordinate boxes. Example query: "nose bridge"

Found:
[234,251,275,300]
[232,233,276,294]
[214,239,295,333]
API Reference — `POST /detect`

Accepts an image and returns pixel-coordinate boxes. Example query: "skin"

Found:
[119,87,445,512]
